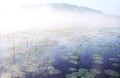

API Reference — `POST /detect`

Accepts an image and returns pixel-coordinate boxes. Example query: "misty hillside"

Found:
[25,3,120,29]
[34,3,104,14]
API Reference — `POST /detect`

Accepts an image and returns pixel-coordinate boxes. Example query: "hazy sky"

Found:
[0,0,120,33]
[0,0,120,15]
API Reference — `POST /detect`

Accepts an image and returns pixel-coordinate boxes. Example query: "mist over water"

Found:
[0,3,120,33]
[0,3,120,78]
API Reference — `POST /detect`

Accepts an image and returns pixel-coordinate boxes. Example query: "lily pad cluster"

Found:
[1,64,25,78]
[112,63,119,67]
[93,54,104,64]
[24,63,39,73]
[108,58,120,62]
[69,60,79,65]
[60,47,82,66]
[69,68,77,72]
[47,66,61,75]
[105,69,119,77]
[116,51,120,57]
[1,73,12,78]
[66,68,101,78]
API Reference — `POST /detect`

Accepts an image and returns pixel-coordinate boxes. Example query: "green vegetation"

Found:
[93,54,104,64]
[105,69,119,77]
[69,60,79,65]
[47,66,61,75]
[69,68,77,72]
[66,68,101,78]
[108,58,120,62]
[112,63,119,67]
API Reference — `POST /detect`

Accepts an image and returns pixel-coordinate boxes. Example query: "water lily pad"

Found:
[12,71,25,78]
[83,72,95,78]
[108,58,120,62]
[78,68,88,76]
[90,69,101,74]
[112,63,119,67]
[69,56,79,60]
[47,66,61,75]
[93,55,103,60]
[25,63,39,72]
[69,60,78,65]
[1,73,12,78]
[48,69,61,75]
[94,60,104,64]
[105,69,119,77]
[72,72,79,77]
[66,74,77,78]
[69,68,77,72]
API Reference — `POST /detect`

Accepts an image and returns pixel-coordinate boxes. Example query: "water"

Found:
[0,27,120,78]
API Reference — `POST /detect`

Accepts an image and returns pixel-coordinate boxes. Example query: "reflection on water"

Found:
[0,27,120,78]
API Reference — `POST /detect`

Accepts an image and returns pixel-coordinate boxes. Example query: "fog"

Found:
[0,4,120,33]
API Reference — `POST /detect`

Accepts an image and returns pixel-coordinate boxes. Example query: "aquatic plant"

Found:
[105,69,119,77]
[12,71,25,78]
[93,54,104,64]
[69,56,79,60]
[61,55,69,60]
[47,66,61,75]
[1,73,12,78]
[108,58,120,62]
[117,51,120,57]
[9,64,22,72]
[72,72,79,78]
[69,60,78,65]
[82,72,95,78]
[26,40,32,64]
[66,74,77,78]
[94,60,104,64]
[90,69,101,74]
[25,63,39,72]
[73,47,83,56]
[1,71,25,78]
[112,63,119,67]
[69,68,77,72]
[78,68,88,76]
[93,55,103,60]
[48,68,61,75]
[66,68,101,78]
[9,34,16,64]
[47,66,54,70]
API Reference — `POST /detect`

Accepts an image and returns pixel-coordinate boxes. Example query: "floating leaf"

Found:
[105,69,119,77]
[69,68,77,72]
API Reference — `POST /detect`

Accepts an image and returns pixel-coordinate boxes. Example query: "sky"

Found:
[0,0,120,33]
[0,0,120,15]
